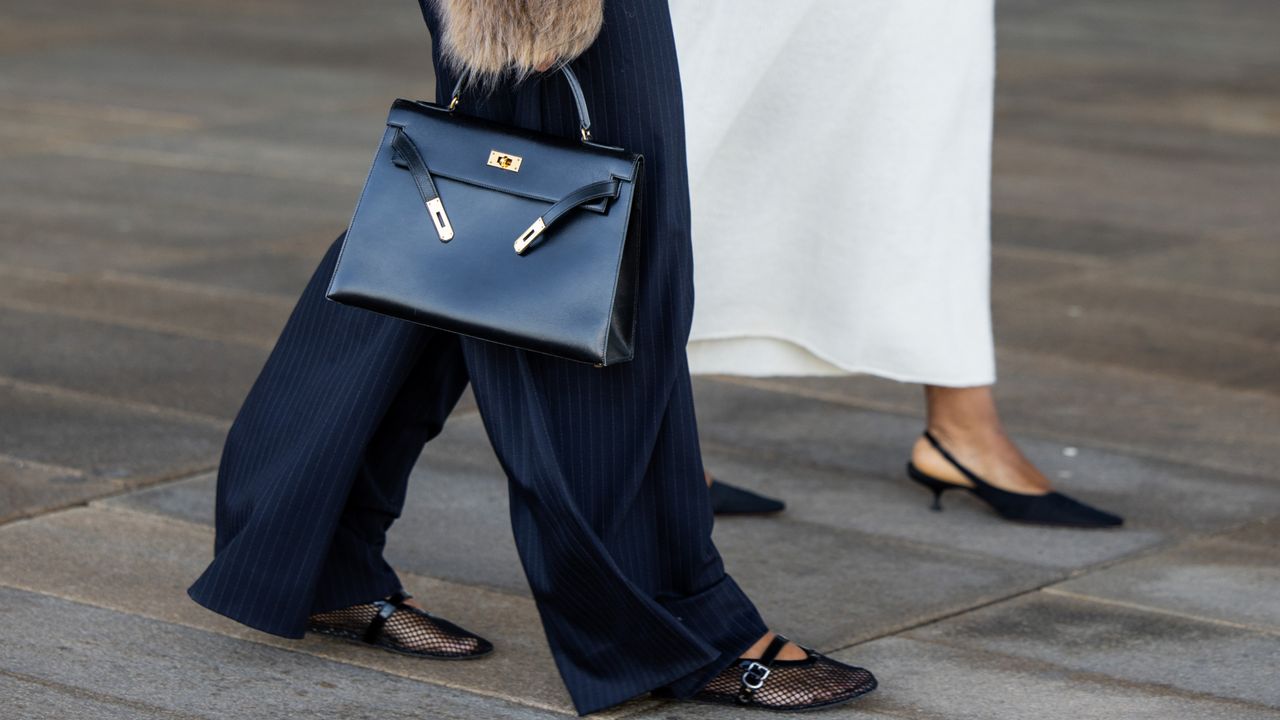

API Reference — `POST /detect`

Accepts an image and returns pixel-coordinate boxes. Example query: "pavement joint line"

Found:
[992,258,1280,308]
[0,263,297,310]
[824,582,1068,659]
[0,376,232,429]
[0,507,580,717]
[1001,293,1280,353]
[994,347,1280,413]
[698,436,921,493]
[734,510,1073,579]
[0,668,203,720]
[0,297,275,350]
[87,500,532,600]
[0,461,218,529]
[891,631,1280,714]
[995,345,1280,406]
[0,452,84,478]
[1040,587,1280,637]
[0,97,205,130]
[0,580,576,718]
[990,242,1113,268]
[96,269,306,308]
[807,516,1258,659]
[0,262,299,311]
[44,142,367,188]
[705,371,1279,480]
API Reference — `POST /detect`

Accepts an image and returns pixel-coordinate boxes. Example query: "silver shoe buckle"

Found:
[741,661,770,690]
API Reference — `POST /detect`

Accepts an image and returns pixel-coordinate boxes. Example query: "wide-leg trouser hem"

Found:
[566,574,768,715]
[659,574,770,700]
[187,563,404,639]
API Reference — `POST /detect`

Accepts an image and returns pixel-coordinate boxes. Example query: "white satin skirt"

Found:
[672,0,997,386]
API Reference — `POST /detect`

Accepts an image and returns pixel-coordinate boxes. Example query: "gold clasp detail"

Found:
[487,150,522,172]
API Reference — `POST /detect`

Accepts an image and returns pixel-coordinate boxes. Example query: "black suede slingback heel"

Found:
[908,430,1123,528]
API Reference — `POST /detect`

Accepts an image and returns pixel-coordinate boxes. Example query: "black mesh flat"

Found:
[688,635,877,712]
[307,591,493,660]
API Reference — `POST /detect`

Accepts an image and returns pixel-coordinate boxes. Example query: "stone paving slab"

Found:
[1051,517,1280,632]
[1123,236,1280,302]
[0,306,266,420]
[991,212,1205,263]
[4,674,178,720]
[732,352,1280,481]
[1011,277,1280,345]
[105,414,1064,650]
[989,246,1095,295]
[0,455,86,525]
[99,472,218,528]
[104,419,531,594]
[3,0,1278,717]
[0,96,199,158]
[830,636,1278,720]
[992,295,1278,394]
[74,106,399,190]
[992,133,1280,241]
[141,246,332,300]
[904,592,1280,708]
[0,152,349,273]
[0,586,565,720]
[693,379,1280,536]
[620,633,1280,720]
[0,504,585,715]
[0,266,289,348]
[713,515,1057,650]
[0,43,403,128]
[703,453,1162,570]
[0,382,223,520]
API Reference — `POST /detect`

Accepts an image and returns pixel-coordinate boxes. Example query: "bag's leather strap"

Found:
[391,128,454,242]
[514,179,621,255]
[451,66,593,142]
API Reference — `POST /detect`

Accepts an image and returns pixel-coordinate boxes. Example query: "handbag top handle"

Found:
[448,66,594,142]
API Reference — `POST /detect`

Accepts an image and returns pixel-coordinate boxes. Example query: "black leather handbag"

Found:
[326,67,643,366]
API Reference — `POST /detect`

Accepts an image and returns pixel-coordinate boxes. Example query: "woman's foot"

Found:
[916,385,1052,495]
[911,386,1122,527]
[908,431,1122,526]
[308,590,493,660]
[687,631,877,710]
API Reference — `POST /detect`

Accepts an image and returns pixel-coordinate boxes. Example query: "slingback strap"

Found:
[362,591,413,644]
[391,129,453,242]
[514,179,621,254]
[737,634,791,704]
[922,431,987,488]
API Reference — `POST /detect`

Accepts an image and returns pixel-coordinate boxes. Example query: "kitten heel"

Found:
[907,462,956,511]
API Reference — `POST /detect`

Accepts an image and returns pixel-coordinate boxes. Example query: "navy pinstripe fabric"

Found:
[188,1,766,713]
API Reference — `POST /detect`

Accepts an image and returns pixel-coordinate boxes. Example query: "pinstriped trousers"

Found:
[187,1,768,714]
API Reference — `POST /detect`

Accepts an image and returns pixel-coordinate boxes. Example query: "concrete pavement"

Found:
[1,0,1278,717]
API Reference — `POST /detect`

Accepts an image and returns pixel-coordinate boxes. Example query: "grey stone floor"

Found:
[2,0,1278,718]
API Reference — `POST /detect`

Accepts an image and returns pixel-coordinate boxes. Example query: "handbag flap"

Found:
[387,99,639,206]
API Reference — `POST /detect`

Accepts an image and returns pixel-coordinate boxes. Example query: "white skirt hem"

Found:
[687,334,996,387]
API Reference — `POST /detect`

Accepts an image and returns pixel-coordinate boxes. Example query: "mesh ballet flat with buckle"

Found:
[687,634,877,712]
[307,590,493,660]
